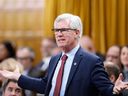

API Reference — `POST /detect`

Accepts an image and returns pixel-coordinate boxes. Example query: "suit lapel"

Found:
[45,53,62,95]
[65,47,83,90]
[49,54,62,79]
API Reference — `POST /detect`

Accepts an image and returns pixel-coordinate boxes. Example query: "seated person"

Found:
[2,79,26,96]
[36,37,56,72]
[103,61,122,96]
[105,45,122,70]
[104,61,120,84]
[79,35,105,61]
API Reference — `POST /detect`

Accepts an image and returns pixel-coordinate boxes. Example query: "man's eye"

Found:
[8,88,12,92]
[55,29,59,32]
[16,90,21,93]
[61,29,67,31]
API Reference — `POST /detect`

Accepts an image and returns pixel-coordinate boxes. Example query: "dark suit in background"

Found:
[27,66,44,78]
[95,51,105,61]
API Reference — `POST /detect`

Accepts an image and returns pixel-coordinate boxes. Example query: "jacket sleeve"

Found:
[18,74,48,94]
[91,58,114,96]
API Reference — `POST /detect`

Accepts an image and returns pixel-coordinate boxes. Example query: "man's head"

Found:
[79,35,96,54]
[52,13,83,53]
[2,79,25,96]
[40,37,56,57]
[104,61,120,84]
[106,45,121,67]
[16,46,35,70]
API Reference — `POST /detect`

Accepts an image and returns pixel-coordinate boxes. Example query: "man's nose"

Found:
[11,90,16,96]
[57,30,63,35]
[107,56,113,62]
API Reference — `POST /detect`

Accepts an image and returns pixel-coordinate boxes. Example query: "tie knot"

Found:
[62,55,68,61]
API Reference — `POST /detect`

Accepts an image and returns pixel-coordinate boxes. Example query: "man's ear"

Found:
[109,75,116,84]
[75,30,80,38]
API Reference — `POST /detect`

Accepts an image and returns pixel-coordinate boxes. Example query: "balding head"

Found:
[79,35,95,54]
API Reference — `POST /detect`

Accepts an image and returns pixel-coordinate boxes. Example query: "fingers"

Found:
[124,82,128,85]
[115,85,127,93]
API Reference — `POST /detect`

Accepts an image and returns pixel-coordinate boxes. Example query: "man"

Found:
[16,46,43,78]
[79,35,105,61]
[16,46,44,96]
[106,45,122,70]
[2,79,25,96]
[0,13,128,96]
[104,61,120,84]
[36,37,56,72]
[103,61,122,96]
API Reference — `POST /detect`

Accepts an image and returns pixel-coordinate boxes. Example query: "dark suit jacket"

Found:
[95,51,105,61]
[27,66,44,78]
[36,60,44,69]
[18,47,115,96]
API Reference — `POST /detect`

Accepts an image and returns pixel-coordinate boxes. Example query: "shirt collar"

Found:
[61,44,80,59]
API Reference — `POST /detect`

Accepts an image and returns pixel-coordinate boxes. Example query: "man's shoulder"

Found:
[78,47,100,60]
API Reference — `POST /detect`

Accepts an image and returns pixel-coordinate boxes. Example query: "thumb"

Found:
[14,65,20,73]
[117,73,123,81]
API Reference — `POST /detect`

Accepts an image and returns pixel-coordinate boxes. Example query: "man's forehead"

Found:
[7,82,21,89]
[56,19,70,27]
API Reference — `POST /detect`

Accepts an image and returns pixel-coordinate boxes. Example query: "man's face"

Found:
[40,39,54,57]
[106,46,120,65]
[55,19,79,53]
[3,82,22,96]
[79,37,94,54]
[16,49,32,70]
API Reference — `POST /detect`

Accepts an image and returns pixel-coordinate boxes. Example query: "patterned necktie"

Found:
[53,55,68,96]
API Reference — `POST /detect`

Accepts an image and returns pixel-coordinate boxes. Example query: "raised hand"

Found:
[0,65,21,80]
[113,73,128,94]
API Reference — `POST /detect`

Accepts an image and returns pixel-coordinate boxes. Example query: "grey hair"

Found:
[54,13,83,41]
[17,46,35,60]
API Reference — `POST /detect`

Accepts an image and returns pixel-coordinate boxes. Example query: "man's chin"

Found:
[58,45,65,48]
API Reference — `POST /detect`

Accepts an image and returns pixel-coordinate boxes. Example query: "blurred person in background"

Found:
[50,44,62,56]
[79,35,105,61]
[16,46,43,78]
[0,58,23,96]
[0,41,16,63]
[16,46,43,96]
[37,44,61,96]
[120,44,128,96]
[103,61,122,96]
[106,45,122,71]
[104,61,120,84]
[2,79,26,96]
[36,37,56,74]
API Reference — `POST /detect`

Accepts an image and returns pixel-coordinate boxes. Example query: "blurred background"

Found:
[0,0,128,65]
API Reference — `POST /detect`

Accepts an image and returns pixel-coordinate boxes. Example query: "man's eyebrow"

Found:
[16,88,21,90]
[8,87,13,89]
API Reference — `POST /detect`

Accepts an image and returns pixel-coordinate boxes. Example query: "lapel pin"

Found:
[74,62,77,65]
